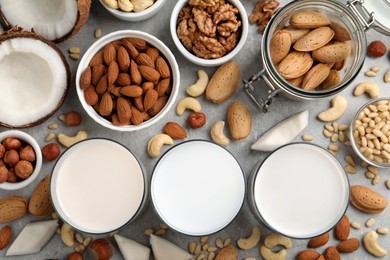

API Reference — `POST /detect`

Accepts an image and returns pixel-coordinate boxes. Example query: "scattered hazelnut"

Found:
[65,111,82,126]
[187,112,206,129]
[89,239,113,260]
[0,144,5,158]
[14,160,34,179]
[0,166,8,183]
[67,251,84,260]
[367,40,387,57]
[7,168,18,183]
[3,137,22,150]
[3,150,20,167]
[19,145,36,162]
[41,143,60,161]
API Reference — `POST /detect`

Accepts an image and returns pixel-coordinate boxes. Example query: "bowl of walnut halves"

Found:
[170,0,248,67]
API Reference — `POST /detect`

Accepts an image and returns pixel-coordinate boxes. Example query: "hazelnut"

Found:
[41,143,60,161]
[19,145,36,162]
[14,160,34,179]
[0,166,8,183]
[7,168,18,183]
[187,112,206,129]
[0,144,5,159]
[3,150,19,167]
[0,160,5,167]
[89,239,113,260]
[65,111,82,126]
[67,251,84,260]
[3,137,22,150]
[367,40,387,57]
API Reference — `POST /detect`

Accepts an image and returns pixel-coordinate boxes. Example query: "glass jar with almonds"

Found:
[244,0,390,112]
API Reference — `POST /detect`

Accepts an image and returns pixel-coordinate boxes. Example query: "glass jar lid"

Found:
[358,0,390,35]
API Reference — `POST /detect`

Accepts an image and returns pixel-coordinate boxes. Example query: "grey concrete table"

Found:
[0,0,389,259]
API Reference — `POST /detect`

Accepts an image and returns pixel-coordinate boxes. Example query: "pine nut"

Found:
[365,218,376,227]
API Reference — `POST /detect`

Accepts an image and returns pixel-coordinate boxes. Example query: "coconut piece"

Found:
[0,0,91,42]
[114,234,150,260]
[150,234,193,260]
[0,28,70,128]
[6,220,58,256]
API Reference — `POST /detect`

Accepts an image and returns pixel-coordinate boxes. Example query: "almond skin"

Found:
[28,176,53,217]
[136,53,155,68]
[324,246,340,260]
[0,196,27,222]
[121,39,139,59]
[130,60,142,85]
[89,50,104,67]
[350,185,388,214]
[156,56,171,78]
[281,27,310,43]
[116,97,132,123]
[156,78,171,97]
[92,64,106,85]
[336,238,360,253]
[270,30,292,64]
[115,73,131,86]
[120,85,143,98]
[96,75,108,94]
[334,215,350,241]
[138,65,160,82]
[103,43,116,65]
[80,66,91,90]
[228,101,252,140]
[0,225,11,250]
[290,11,330,29]
[277,51,313,79]
[302,63,330,90]
[163,122,187,139]
[293,26,334,52]
[319,70,340,90]
[99,92,113,116]
[84,86,99,106]
[143,89,158,111]
[148,96,168,117]
[130,106,143,125]
[297,250,320,260]
[312,42,351,64]
[117,46,130,72]
[107,61,119,86]
[125,38,147,51]
[146,47,159,62]
[330,21,351,42]
[308,232,330,248]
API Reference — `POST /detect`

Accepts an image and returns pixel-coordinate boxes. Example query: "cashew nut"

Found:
[58,131,88,148]
[176,97,202,116]
[103,0,119,9]
[210,121,230,147]
[237,226,260,250]
[147,134,173,158]
[317,96,347,122]
[61,223,75,247]
[264,233,293,249]
[354,82,380,98]
[260,245,287,260]
[186,70,209,97]
[118,0,133,11]
[132,0,154,12]
[363,231,387,257]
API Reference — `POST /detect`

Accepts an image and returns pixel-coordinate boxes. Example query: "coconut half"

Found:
[0,0,91,42]
[0,29,70,128]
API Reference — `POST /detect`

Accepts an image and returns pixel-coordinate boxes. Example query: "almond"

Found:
[143,89,158,111]
[277,51,313,79]
[142,82,154,92]
[0,196,27,222]
[329,21,351,42]
[96,75,108,94]
[138,65,160,82]
[115,73,131,86]
[350,185,388,214]
[120,85,143,97]
[117,46,130,72]
[92,64,106,85]
[112,113,130,126]
[294,27,334,52]
[89,50,104,67]
[99,92,113,116]
[287,75,304,87]
[215,245,237,260]
[290,11,330,29]
[130,59,142,85]
[121,39,139,59]
[324,246,340,260]
[0,226,11,250]
[281,27,310,43]
[130,106,143,125]
[28,176,53,217]
[297,250,320,260]
[149,96,168,117]
[228,101,252,140]
[84,86,99,106]
[156,56,170,78]
[136,53,155,68]
[302,63,330,90]
[332,59,345,71]
[107,61,119,86]
[308,232,330,248]
[146,47,159,63]
[270,30,292,64]
[319,70,340,90]
[125,38,147,51]
[163,122,187,139]
[80,66,91,90]
[117,97,132,123]
[133,96,144,112]
[155,78,171,97]
[334,215,350,241]
[103,43,116,65]
[110,87,122,97]
[336,238,360,253]
[312,42,351,63]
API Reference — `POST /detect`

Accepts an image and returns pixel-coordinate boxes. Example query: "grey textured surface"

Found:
[0,0,390,259]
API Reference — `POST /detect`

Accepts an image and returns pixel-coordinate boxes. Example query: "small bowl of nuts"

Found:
[76,30,179,131]
[351,98,390,168]
[0,130,42,190]
[99,0,165,22]
[170,0,248,67]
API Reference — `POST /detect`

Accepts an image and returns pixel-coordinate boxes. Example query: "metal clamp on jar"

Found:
[244,0,390,112]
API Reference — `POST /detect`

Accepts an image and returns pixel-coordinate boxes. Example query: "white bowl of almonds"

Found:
[99,0,165,22]
[351,98,390,168]
[76,30,179,131]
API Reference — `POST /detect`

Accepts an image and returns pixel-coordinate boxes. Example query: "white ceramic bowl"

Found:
[76,30,180,132]
[170,0,248,67]
[0,130,42,190]
[99,0,166,22]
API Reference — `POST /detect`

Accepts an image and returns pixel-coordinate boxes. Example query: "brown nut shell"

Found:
[350,185,388,214]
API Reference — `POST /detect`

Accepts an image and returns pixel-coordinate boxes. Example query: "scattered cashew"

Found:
[147,134,173,158]
[363,231,387,257]
[354,82,380,98]
[186,70,209,97]
[384,69,390,83]
[176,97,202,116]
[118,0,133,11]
[61,223,75,247]
[132,0,154,12]
[264,233,293,249]
[58,131,88,148]
[237,226,260,250]
[210,121,230,147]
[103,0,119,9]
[317,96,347,122]
[260,245,287,260]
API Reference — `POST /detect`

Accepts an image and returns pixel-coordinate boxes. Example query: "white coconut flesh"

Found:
[0,0,78,41]
[0,37,67,127]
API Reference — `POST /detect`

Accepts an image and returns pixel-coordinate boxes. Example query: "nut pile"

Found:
[249,0,280,33]
[80,37,172,126]
[0,137,36,183]
[270,11,351,91]
[102,0,155,13]
[177,0,242,59]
